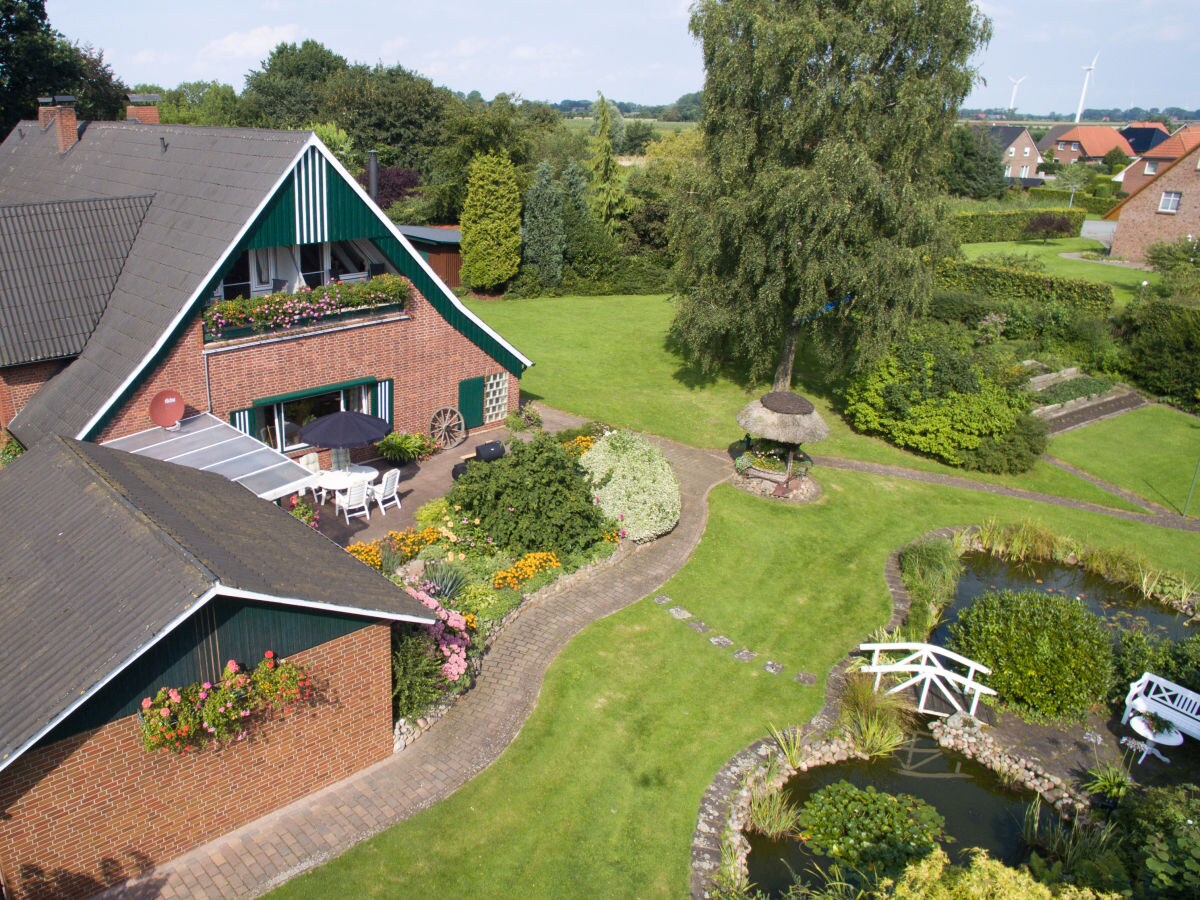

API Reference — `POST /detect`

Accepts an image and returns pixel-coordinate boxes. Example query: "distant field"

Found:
[561,117,697,136]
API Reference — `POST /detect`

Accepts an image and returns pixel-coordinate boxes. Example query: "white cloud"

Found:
[196,24,302,62]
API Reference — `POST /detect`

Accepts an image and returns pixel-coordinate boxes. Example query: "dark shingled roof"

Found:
[1120,126,1170,155]
[1036,124,1074,154]
[0,121,312,447]
[984,125,1025,150]
[0,195,151,366]
[0,437,432,773]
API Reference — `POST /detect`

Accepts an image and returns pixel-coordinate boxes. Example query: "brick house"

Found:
[1047,125,1132,166]
[1116,125,1200,200]
[1106,140,1200,264]
[0,100,530,467]
[984,125,1043,184]
[0,437,435,898]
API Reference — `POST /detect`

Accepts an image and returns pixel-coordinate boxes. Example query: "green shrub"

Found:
[1120,300,1200,411]
[376,431,437,464]
[948,589,1114,721]
[936,258,1114,316]
[1034,376,1112,406]
[959,413,1047,475]
[504,405,543,432]
[1115,783,1200,899]
[1022,213,1075,244]
[392,629,447,720]
[797,782,944,878]
[579,430,680,543]
[460,152,522,291]
[975,251,1046,271]
[552,421,611,442]
[445,430,610,557]
[0,434,23,468]
[949,207,1086,242]
[1027,188,1118,215]
[415,497,450,528]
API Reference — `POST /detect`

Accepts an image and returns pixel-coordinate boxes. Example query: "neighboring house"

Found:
[985,125,1043,183]
[1117,125,1200,198]
[1035,124,1074,163]
[397,224,463,289]
[1047,125,1133,166]
[1119,121,1170,155]
[0,437,434,898]
[1106,140,1200,264]
[0,99,530,465]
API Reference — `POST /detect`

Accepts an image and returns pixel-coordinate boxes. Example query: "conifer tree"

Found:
[460,152,521,291]
[522,160,565,286]
[588,92,630,233]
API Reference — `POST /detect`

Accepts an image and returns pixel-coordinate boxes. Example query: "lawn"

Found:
[1050,404,1200,514]
[275,473,1200,898]
[960,236,1160,305]
[471,294,1142,512]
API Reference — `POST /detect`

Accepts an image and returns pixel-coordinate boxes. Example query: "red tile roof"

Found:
[1126,121,1169,132]
[1057,126,1134,158]
[1145,126,1200,160]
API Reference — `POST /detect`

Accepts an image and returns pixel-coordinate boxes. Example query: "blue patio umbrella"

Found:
[298,410,392,449]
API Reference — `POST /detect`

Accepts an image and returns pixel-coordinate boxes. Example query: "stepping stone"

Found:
[733,648,756,662]
[763,661,783,675]
[668,606,692,620]
[653,594,671,605]
[795,671,817,686]
[688,620,710,634]
[710,635,734,648]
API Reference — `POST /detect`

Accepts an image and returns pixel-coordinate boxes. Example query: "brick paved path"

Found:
[109,436,731,899]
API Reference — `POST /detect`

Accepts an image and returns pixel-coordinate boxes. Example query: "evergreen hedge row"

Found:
[1027,188,1120,215]
[950,207,1087,243]
[935,259,1114,315]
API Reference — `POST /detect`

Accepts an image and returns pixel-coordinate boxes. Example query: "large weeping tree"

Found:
[671,0,991,389]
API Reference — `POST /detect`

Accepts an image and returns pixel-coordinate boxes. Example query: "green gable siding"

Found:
[370,235,527,377]
[245,176,296,249]
[38,597,377,747]
[326,168,391,242]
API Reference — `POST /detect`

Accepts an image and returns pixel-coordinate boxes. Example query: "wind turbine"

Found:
[1074,54,1099,123]
[1008,76,1026,114]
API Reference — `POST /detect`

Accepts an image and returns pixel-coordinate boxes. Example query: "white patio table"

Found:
[313,464,377,499]
[1129,714,1184,764]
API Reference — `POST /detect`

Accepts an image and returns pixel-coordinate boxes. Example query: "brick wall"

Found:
[1110,146,1200,263]
[0,621,393,899]
[1001,132,1040,179]
[1120,157,1167,199]
[0,360,62,432]
[95,287,518,443]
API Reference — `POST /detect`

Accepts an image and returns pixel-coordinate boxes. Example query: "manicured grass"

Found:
[1050,404,1200,514]
[470,294,1142,512]
[960,237,1159,305]
[275,474,1200,898]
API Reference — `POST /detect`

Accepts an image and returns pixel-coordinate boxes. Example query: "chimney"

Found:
[51,96,78,153]
[125,93,160,125]
[37,97,56,128]
[368,150,379,202]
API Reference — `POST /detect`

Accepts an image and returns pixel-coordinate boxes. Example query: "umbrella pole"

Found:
[785,446,794,481]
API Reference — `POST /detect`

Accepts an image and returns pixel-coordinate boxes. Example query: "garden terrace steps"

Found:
[1039,389,1147,435]
[106,412,732,900]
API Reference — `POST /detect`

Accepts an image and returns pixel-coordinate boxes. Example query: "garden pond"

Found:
[930,551,1192,646]
[745,735,1034,895]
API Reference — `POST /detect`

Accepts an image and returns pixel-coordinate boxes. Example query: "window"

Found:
[1057,141,1066,150]
[1004,164,1012,178]
[1019,164,1030,178]
[1159,191,1182,213]
[257,384,371,452]
[1023,146,1031,157]
[1008,147,1015,157]
[1145,160,1159,175]
[219,251,252,300]
[483,373,508,424]
[1071,142,1079,151]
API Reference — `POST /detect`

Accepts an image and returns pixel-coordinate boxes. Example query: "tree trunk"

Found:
[773,320,800,392]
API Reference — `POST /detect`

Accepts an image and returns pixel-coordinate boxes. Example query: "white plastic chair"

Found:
[334,480,371,524]
[370,468,402,515]
[299,452,324,503]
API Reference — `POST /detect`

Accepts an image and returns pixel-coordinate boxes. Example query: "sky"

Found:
[45,0,1195,115]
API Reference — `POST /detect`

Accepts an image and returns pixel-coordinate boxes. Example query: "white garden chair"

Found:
[334,480,371,524]
[299,452,324,503]
[370,468,402,515]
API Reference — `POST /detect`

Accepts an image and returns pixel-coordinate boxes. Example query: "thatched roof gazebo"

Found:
[736,391,829,480]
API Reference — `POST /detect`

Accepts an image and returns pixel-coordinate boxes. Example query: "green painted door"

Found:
[458,377,485,429]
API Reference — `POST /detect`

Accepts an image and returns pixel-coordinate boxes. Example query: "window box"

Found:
[203,274,412,342]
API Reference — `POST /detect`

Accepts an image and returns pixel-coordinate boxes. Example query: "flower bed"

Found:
[202,273,413,340]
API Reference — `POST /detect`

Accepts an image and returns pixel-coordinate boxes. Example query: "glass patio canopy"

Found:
[103,413,316,501]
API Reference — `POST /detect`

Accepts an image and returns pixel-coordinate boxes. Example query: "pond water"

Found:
[929,551,1191,646]
[745,735,1033,896]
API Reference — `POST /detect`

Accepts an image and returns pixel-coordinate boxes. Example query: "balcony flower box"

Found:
[203,274,413,342]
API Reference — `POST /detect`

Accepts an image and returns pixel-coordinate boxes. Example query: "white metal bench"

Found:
[1122,672,1200,741]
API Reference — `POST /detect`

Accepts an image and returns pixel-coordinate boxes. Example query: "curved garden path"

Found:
[111,414,1198,898]
[110,435,732,899]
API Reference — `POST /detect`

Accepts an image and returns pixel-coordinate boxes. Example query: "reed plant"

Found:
[747,785,803,840]
[767,723,806,770]
[838,672,915,759]
[899,537,962,640]
[1022,796,1118,873]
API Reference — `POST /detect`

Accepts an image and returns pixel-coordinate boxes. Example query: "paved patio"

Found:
[107,411,732,898]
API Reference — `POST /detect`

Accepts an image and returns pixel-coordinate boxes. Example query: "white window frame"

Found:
[1023,146,1031,157]
[1071,141,1080,151]
[1057,141,1066,150]
[1003,164,1012,178]
[1159,191,1182,213]
[1019,164,1030,178]
[251,248,274,295]
[1145,160,1159,175]
[482,373,508,424]
[1008,147,1015,157]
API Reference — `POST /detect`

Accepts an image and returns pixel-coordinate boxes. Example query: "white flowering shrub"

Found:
[580,430,680,543]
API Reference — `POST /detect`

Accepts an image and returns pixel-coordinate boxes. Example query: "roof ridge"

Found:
[58,437,220,589]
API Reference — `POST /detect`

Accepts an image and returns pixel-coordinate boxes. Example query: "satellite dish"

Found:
[148,389,185,430]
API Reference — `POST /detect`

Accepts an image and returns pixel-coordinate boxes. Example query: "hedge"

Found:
[936,259,1114,315]
[1027,188,1120,215]
[950,207,1087,243]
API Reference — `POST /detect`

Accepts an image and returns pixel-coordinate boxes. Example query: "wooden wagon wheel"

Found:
[430,405,467,449]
